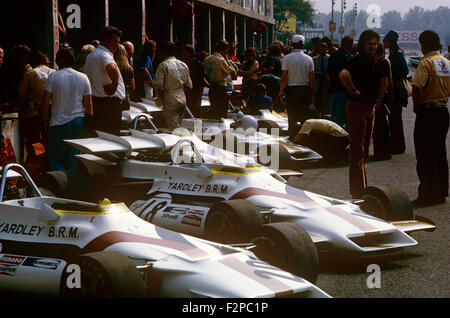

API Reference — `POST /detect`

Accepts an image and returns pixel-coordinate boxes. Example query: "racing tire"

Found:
[257,143,291,169]
[204,200,264,244]
[252,222,319,284]
[360,185,414,221]
[60,251,146,298]
[258,120,280,136]
[37,170,95,202]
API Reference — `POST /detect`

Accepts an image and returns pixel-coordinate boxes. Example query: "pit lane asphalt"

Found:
[289,96,450,298]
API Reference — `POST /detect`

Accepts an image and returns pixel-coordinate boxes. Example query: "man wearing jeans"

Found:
[85,26,125,136]
[279,34,315,139]
[42,48,93,171]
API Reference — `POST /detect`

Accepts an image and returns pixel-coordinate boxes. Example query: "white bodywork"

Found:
[129,99,322,163]
[67,133,435,256]
[0,165,329,298]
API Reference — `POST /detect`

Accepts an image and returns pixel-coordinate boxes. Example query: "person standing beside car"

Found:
[279,34,315,139]
[154,42,192,131]
[383,30,410,155]
[41,47,93,171]
[339,30,388,198]
[411,30,450,208]
[84,26,125,136]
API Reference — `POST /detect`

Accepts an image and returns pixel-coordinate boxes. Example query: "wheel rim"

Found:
[208,211,234,243]
[252,236,286,270]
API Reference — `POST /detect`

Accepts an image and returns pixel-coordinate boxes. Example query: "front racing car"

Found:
[0,164,329,298]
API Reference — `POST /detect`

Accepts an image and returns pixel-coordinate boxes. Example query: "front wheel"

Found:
[360,185,414,221]
[252,222,319,284]
[60,251,146,298]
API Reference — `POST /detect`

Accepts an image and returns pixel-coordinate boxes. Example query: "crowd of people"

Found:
[0,26,448,207]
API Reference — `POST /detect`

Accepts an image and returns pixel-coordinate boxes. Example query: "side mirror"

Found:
[197,165,213,179]
[39,204,60,222]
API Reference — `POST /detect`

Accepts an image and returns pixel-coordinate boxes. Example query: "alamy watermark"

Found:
[366,264,381,289]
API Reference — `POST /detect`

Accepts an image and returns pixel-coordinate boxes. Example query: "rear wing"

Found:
[65,130,180,157]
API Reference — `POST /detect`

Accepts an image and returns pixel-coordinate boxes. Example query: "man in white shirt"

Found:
[154,42,193,131]
[85,26,125,136]
[279,34,315,139]
[41,47,93,171]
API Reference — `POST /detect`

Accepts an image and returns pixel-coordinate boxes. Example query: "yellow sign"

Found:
[329,22,336,31]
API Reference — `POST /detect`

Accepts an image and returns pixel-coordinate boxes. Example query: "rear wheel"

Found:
[258,120,280,136]
[37,170,95,202]
[360,185,414,221]
[60,251,146,298]
[252,222,319,283]
[204,200,264,244]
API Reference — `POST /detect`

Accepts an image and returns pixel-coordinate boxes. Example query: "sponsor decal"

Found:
[168,182,229,195]
[0,223,45,237]
[0,265,17,276]
[161,213,179,220]
[48,226,79,239]
[181,214,202,228]
[0,254,26,266]
[22,257,61,270]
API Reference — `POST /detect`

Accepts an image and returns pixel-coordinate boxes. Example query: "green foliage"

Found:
[274,0,315,32]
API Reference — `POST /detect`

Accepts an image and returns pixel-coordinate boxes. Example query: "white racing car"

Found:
[39,131,436,280]
[129,99,322,169]
[0,164,329,298]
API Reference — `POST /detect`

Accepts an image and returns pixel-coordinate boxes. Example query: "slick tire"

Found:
[252,222,319,284]
[257,143,291,169]
[60,251,146,298]
[204,200,264,244]
[258,120,280,136]
[360,185,414,221]
[37,170,94,202]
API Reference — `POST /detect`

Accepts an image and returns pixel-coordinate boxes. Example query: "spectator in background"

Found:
[18,50,55,163]
[0,47,4,68]
[279,34,315,139]
[142,39,157,98]
[313,42,330,118]
[310,37,320,58]
[384,30,409,154]
[411,30,450,207]
[239,48,259,98]
[258,73,281,112]
[41,47,92,171]
[327,36,353,128]
[340,30,387,198]
[114,44,135,109]
[154,42,192,131]
[84,26,125,136]
[76,44,95,73]
[283,46,292,56]
[228,43,241,68]
[196,51,210,64]
[371,42,393,161]
[248,83,272,113]
[203,40,237,119]
[181,44,206,118]
[123,41,146,102]
[91,40,100,48]
[10,45,32,162]
[272,40,285,59]
[260,44,282,77]
[320,36,333,54]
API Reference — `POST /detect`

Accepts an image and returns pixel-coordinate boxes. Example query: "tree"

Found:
[381,10,402,33]
[274,0,315,32]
